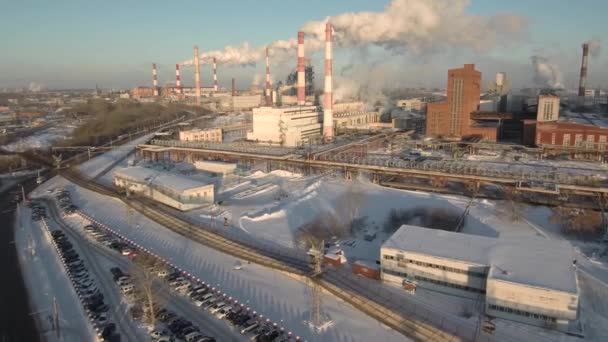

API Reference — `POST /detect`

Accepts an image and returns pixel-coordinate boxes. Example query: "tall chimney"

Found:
[194,45,201,105]
[578,43,590,97]
[297,31,305,105]
[213,57,218,92]
[265,47,272,106]
[152,63,159,96]
[232,78,236,96]
[175,64,181,94]
[323,22,334,140]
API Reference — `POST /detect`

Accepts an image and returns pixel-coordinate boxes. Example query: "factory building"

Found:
[179,127,222,142]
[520,95,608,152]
[216,94,262,110]
[426,64,497,141]
[113,166,214,211]
[397,98,427,112]
[381,225,579,331]
[247,105,322,146]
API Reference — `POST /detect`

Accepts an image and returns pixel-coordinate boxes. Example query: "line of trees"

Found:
[59,99,209,147]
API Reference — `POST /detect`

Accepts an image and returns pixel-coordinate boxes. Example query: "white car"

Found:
[150,329,169,339]
[209,301,227,314]
[120,284,134,293]
[215,306,232,319]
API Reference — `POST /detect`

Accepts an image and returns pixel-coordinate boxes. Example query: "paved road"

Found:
[0,178,40,342]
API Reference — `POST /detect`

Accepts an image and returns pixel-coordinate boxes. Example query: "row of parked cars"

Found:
[83,224,137,259]
[54,189,78,215]
[50,229,119,341]
[30,200,46,221]
[165,271,292,341]
[76,213,297,341]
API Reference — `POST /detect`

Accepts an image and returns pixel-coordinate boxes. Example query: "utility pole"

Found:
[305,239,333,332]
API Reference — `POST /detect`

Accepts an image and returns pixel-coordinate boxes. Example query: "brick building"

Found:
[526,95,608,151]
[426,64,497,141]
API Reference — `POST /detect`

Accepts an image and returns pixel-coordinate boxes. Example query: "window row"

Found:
[413,275,486,294]
[488,304,557,323]
[382,254,486,278]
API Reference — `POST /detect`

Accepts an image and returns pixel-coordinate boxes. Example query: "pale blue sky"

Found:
[1,0,606,89]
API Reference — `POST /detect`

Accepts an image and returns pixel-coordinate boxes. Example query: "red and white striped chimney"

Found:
[194,46,201,104]
[232,78,236,96]
[152,63,159,96]
[265,47,272,106]
[297,31,305,105]
[323,22,334,140]
[578,43,590,97]
[213,57,218,92]
[175,64,181,94]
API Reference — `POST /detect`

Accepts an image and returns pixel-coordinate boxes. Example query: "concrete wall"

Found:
[486,279,578,330]
[194,160,237,175]
[381,247,487,299]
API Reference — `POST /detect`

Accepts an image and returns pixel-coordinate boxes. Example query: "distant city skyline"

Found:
[1,0,606,90]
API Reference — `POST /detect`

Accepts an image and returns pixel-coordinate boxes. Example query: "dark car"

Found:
[88,303,109,313]
[51,230,64,237]
[101,323,116,339]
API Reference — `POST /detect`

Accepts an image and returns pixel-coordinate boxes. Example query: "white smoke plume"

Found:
[28,82,43,92]
[585,39,601,58]
[530,55,563,89]
[186,0,527,67]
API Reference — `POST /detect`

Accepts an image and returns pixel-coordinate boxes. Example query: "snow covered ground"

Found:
[31,177,409,342]
[78,133,155,179]
[2,125,75,152]
[14,204,97,342]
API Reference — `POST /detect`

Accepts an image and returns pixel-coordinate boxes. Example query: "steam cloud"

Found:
[585,39,601,58]
[530,55,563,89]
[182,0,527,67]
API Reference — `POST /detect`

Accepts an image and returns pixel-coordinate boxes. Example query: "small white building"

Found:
[247,105,322,147]
[380,225,578,331]
[194,160,237,175]
[113,166,214,211]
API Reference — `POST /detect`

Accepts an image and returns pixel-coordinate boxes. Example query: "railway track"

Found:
[58,169,467,341]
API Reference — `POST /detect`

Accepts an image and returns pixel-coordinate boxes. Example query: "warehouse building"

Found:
[247,105,322,147]
[381,225,578,331]
[113,166,214,211]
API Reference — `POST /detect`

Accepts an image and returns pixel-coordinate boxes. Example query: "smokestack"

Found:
[152,63,159,97]
[213,57,218,92]
[194,45,201,105]
[578,43,590,97]
[175,64,181,94]
[232,78,236,96]
[323,22,334,140]
[265,47,272,106]
[297,31,305,105]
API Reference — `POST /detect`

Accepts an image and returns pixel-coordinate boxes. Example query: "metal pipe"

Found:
[194,45,201,104]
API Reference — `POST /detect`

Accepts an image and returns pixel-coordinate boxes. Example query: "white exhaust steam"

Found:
[530,55,563,89]
[183,0,527,67]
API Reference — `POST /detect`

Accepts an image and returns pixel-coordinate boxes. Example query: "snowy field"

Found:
[31,177,409,342]
[14,204,97,342]
[2,125,75,152]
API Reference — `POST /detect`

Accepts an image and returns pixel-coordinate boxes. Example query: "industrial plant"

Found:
[3,1,608,342]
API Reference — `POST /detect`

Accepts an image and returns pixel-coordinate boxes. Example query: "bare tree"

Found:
[550,207,603,238]
[130,253,165,327]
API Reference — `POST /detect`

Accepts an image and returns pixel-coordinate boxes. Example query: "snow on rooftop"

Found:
[382,225,577,294]
[382,224,494,266]
[114,166,209,192]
